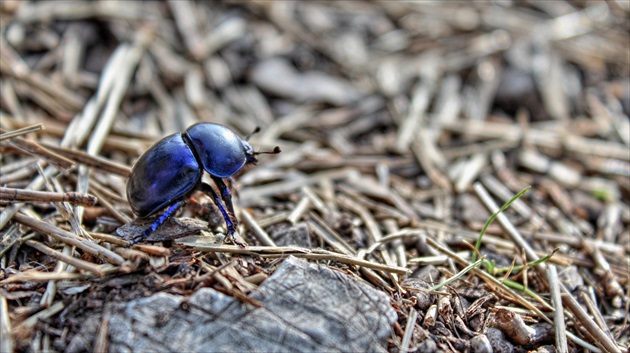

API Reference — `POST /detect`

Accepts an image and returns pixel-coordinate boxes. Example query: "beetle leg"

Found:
[199,182,235,235]
[211,176,238,232]
[227,177,239,197]
[127,200,185,247]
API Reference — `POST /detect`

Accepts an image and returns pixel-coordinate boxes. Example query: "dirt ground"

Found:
[1,1,629,352]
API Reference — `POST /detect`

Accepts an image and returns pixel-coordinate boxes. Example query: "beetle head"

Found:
[242,127,281,165]
[242,140,257,165]
[243,143,281,165]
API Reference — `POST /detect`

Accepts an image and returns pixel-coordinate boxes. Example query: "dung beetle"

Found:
[126,122,280,246]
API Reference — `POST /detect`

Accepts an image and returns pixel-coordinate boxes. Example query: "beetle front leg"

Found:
[211,176,238,232]
[199,182,234,235]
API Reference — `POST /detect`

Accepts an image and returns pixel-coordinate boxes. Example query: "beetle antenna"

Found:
[254,146,281,155]
[245,127,261,141]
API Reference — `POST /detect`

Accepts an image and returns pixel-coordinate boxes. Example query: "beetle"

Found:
[126,122,280,246]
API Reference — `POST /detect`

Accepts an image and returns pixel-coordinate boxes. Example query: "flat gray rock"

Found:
[107,256,396,352]
[116,217,209,242]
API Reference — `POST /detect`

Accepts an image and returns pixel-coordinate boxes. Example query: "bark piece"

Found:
[494,307,554,347]
[107,256,395,352]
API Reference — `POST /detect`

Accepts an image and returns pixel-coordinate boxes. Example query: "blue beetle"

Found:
[126,122,280,246]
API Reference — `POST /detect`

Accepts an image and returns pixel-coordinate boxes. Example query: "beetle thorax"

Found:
[184,123,248,178]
